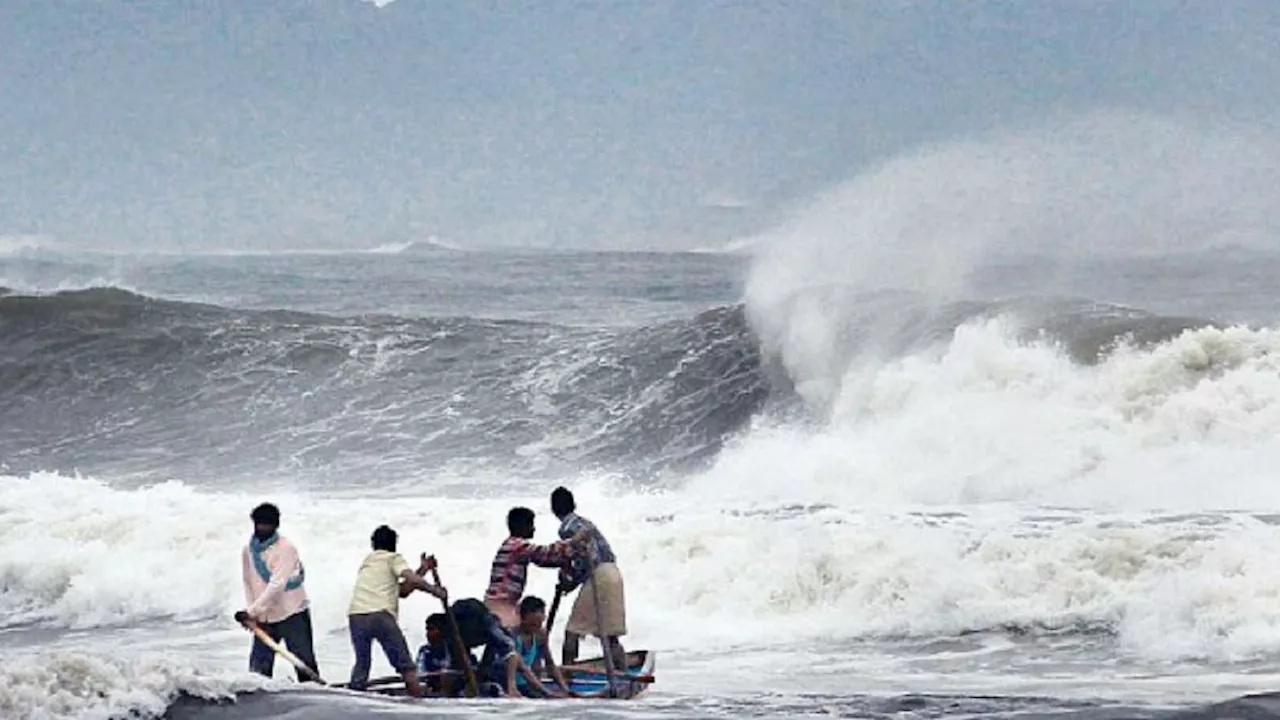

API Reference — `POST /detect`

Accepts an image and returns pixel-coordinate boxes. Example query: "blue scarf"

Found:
[249,532,305,591]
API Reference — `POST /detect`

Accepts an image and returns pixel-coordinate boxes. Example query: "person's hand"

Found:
[420,553,438,571]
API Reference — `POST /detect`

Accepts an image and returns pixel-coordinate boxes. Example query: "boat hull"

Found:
[562,650,655,699]
[343,649,655,700]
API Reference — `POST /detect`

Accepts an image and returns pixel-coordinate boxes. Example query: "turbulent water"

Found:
[7,232,1280,719]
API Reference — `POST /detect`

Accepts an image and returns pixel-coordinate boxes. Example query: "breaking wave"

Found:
[8,293,1280,717]
[0,287,767,485]
[0,283,1230,487]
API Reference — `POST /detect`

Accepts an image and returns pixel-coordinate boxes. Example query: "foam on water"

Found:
[0,650,269,720]
[696,318,1280,510]
[10,318,1280,716]
[742,113,1280,410]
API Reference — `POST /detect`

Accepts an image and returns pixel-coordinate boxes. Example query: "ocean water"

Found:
[7,233,1280,719]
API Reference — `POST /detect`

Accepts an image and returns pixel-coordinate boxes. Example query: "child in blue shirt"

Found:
[416,614,480,697]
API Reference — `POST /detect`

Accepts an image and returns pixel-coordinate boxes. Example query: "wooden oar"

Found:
[333,674,401,690]
[334,670,467,690]
[546,586,564,636]
[239,618,325,684]
[427,563,480,699]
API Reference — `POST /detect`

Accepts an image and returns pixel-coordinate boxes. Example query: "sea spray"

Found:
[743,112,1280,411]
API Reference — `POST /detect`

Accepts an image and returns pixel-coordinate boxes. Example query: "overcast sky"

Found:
[2,1,1277,251]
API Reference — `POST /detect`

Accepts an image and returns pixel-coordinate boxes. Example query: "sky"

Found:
[1,0,1277,252]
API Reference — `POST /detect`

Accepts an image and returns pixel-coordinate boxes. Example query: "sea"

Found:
[6,232,1280,719]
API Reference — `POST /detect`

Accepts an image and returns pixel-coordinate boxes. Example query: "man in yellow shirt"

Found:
[347,525,444,697]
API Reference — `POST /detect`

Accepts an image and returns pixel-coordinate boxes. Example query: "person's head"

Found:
[371,525,398,552]
[425,613,447,645]
[250,503,280,541]
[519,595,546,630]
[507,507,536,539]
[550,486,575,519]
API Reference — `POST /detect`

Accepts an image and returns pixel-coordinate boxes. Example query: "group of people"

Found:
[233,486,627,699]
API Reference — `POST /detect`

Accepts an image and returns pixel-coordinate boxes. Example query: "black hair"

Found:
[507,507,535,534]
[519,596,546,615]
[425,613,447,631]
[250,503,280,526]
[550,486,575,517]
[371,525,398,552]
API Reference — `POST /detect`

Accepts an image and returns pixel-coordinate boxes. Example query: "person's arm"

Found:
[235,548,256,624]
[399,572,446,598]
[554,520,588,591]
[394,554,446,599]
[417,553,437,576]
[523,539,574,569]
[398,569,425,598]
[539,629,576,695]
[246,542,298,619]
[241,547,255,607]
[515,653,557,697]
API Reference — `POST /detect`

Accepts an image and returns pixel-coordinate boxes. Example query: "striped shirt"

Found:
[483,536,574,607]
[558,513,616,588]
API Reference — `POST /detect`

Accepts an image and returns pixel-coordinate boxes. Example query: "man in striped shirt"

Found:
[483,507,576,630]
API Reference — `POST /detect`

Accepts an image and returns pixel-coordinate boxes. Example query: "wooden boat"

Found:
[338,649,655,700]
[559,650,656,699]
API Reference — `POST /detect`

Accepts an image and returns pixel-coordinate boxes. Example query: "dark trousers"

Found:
[348,611,415,690]
[249,609,320,682]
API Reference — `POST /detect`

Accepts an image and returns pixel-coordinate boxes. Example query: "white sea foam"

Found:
[9,320,1280,668]
[742,113,1280,409]
[0,649,269,720]
[11,294,1280,716]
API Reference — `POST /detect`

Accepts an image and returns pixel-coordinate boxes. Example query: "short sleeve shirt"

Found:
[348,550,411,616]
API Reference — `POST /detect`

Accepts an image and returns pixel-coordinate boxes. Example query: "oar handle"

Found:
[547,586,564,636]
[239,618,325,684]
[427,564,480,699]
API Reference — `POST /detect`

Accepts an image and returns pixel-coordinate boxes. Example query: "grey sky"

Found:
[2,1,1277,251]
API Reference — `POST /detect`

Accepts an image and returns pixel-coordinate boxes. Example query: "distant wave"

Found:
[0,234,57,257]
[0,284,1228,487]
[0,287,767,484]
[0,238,466,260]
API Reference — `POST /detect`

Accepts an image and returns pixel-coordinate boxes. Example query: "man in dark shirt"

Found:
[551,487,628,669]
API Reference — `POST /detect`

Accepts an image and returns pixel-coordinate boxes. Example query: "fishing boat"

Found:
[550,649,656,699]
[337,650,656,700]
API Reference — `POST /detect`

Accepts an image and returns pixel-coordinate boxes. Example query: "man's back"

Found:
[241,535,309,623]
[558,513,615,585]
[348,549,410,617]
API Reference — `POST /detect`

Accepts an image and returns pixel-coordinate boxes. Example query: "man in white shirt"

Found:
[347,524,445,697]
[235,503,319,681]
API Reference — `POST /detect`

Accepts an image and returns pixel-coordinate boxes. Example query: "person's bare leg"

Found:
[607,636,627,671]
[561,631,580,666]
[402,668,424,697]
